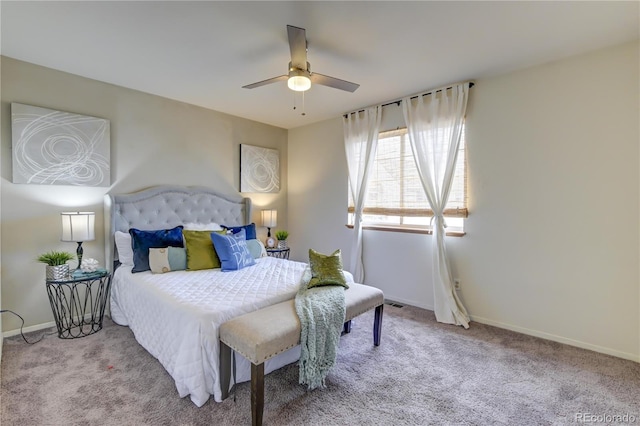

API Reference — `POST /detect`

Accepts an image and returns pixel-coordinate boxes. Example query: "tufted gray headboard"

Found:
[104,185,252,269]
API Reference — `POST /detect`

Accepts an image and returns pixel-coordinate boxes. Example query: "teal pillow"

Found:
[308,249,348,289]
[246,239,266,259]
[148,247,187,273]
[210,229,256,271]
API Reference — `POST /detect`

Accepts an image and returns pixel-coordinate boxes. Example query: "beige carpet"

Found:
[2,304,638,425]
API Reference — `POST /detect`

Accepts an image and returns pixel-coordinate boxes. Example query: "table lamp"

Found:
[61,212,95,270]
[261,209,277,248]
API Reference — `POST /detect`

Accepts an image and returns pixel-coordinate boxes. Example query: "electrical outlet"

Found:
[454,279,461,291]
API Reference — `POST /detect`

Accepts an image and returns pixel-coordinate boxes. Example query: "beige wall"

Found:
[3,40,637,361]
[1,57,288,332]
[288,118,352,263]
[288,41,640,361]
[0,55,3,359]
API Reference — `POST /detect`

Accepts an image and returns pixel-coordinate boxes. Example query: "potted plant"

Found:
[37,250,75,280]
[275,230,289,249]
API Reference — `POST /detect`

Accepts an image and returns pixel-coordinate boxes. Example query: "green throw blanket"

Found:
[295,267,346,390]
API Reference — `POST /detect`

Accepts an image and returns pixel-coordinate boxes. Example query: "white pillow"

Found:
[114,231,134,266]
[183,222,223,231]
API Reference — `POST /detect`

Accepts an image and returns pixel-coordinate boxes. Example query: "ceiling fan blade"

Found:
[287,25,308,70]
[310,73,360,93]
[242,75,288,89]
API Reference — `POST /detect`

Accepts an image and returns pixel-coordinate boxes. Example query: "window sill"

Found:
[345,224,466,237]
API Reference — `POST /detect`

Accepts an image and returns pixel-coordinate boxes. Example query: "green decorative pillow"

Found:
[148,247,187,274]
[308,248,349,289]
[183,230,226,270]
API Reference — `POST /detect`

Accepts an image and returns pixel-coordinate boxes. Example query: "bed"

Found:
[104,185,352,407]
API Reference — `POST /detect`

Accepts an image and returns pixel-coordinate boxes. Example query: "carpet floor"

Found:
[1,304,638,425]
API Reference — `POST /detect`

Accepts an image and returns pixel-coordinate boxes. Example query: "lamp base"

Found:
[76,241,84,270]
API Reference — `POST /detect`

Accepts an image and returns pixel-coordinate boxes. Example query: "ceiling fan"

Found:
[242,25,360,93]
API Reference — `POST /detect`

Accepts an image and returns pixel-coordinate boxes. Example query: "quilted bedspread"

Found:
[110,256,317,406]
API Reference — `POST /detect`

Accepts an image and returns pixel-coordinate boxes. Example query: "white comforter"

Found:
[110,256,312,406]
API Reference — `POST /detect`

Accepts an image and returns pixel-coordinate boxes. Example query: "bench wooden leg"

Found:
[251,362,264,426]
[373,304,383,346]
[219,341,232,400]
[343,320,352,334]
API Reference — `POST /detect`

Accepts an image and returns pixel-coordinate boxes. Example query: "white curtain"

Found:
[402,83,471,328]
[343,106,381,283]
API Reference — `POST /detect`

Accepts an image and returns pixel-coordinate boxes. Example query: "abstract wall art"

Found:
[240,144,280,193]
[11,103,111,186]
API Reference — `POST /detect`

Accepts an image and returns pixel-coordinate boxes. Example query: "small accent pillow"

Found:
[183,229,226,270]
[210,229,256,272]
[183,222,223,231]
[149,247,187,273]
[115,231,134,266]
[129,226,184,273]
[246,239,267,259]
[308,248,349,289]
[221,223,256,240]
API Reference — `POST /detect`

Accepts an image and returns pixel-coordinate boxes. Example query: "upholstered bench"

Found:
[219,283,384,426]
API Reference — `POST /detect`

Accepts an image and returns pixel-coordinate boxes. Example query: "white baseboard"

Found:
[3,320,57,338]
[470,314,640,363]
[2,312,113,339]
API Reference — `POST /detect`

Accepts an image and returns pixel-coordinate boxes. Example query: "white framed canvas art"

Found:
[11,103,111,186]
[240,144,280,193]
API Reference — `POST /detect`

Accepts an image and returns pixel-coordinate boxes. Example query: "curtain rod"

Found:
[343,81,474,118]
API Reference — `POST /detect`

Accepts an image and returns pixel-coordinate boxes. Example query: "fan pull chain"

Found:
[292,92,306,116]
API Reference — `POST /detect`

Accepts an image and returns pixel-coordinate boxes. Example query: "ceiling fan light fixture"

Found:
[287,74,311,92]
[243,26,359,93]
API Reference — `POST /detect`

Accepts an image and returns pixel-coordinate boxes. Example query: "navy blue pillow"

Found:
[129,226,184,273]
[221,223,256,240]
[210,229,256,272]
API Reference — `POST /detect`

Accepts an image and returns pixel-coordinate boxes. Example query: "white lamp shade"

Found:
[61,212,95,242]
[261,209,277,228]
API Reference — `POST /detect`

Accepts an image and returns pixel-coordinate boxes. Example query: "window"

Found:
[348,126,467,234]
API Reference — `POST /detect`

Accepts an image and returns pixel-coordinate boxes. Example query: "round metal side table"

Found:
[45,270,112,339]
[266,247,290,259]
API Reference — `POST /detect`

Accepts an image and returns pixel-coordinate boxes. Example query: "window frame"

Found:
[347,126,468,236]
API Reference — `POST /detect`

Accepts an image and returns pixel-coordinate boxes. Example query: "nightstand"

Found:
[266,247,290,259]
[45,270,112,339]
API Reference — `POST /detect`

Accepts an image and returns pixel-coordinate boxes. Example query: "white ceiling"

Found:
[1,1,638,129]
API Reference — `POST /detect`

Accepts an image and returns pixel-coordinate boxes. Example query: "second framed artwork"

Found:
[240,144,280,193]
